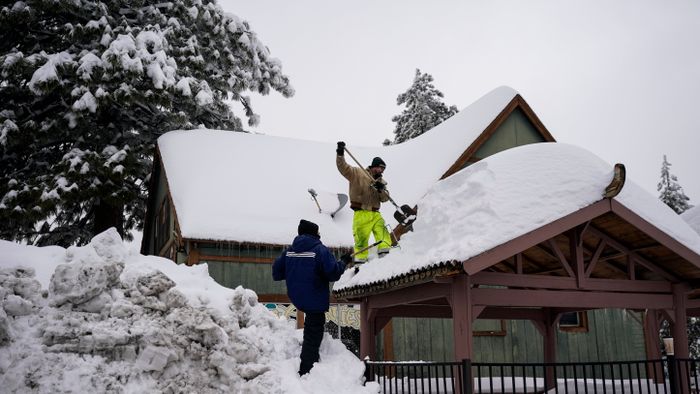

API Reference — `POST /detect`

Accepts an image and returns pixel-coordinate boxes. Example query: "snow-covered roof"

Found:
[333,142,700,292]
[157,86,519,246]
[682,206,700,235]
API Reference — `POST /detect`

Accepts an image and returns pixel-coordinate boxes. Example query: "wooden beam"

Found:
[463,200,611,275]
[376,304,452,318]
[548,239,576,277]
[587,226,679,281]
[367,282,450,309]
[570,229,585,287]
[516,253,523,274]
[611,200,700,270]
[585,240,606,278]
[472,271,671,293]
[479,307,545,321]
[472,287,673,309]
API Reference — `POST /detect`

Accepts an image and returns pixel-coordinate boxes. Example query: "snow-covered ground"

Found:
[0,229,377,393]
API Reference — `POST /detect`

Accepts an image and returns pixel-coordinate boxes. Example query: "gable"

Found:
[441,94,555,179]
[472,107,546,163]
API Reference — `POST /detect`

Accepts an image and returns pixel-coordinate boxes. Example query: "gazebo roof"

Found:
[334,143,700,299]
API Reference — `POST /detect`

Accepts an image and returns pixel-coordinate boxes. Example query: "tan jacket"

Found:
[336,155,389,211]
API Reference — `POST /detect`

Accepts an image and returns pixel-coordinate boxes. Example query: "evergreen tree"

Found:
[390,69,458,144]
[0,0,293,246]
[658,155,692,214]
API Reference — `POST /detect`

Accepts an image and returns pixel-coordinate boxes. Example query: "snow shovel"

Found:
[342,147,418,227]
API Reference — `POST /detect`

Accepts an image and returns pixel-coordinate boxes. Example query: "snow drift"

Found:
[0,229,377,393]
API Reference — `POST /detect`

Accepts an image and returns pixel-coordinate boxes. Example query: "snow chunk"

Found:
[49,229,126,306]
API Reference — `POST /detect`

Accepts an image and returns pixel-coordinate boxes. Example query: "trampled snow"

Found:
[0,229,377,393]
[157,86,518,247]
[334,142,700,291]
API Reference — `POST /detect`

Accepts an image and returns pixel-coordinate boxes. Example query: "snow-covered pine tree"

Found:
[658,155,692,214]
[0,0,293,246]
[390,69,458,144]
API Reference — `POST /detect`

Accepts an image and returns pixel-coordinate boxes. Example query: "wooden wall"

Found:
[386,309,647,363]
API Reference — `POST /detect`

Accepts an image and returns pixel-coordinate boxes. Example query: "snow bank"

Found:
[0,229,377,393]
[335,143,700,291]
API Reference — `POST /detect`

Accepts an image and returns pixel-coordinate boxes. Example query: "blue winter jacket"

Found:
[272,234,346,313]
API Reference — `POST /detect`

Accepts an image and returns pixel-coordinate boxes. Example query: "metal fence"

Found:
[364,357,700,394]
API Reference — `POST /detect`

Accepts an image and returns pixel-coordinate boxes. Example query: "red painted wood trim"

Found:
[463,200,611,275]
[585,240,606,278]
[472,271,671,293]
[587,225,678,281]
[548,239,575,277]
[367,282,450,310]
[479,307,545,321]
[686,298,700,309]
[376,305,452,318]
[672,283,690,358]
[611,199,700,270]
[471,287,673,309]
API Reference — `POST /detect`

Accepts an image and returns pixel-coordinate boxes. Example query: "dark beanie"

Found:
[370,157,386,168]
[298,219,320,237]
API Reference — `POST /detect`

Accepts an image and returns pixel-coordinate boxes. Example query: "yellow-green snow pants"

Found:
[352,210,392,262]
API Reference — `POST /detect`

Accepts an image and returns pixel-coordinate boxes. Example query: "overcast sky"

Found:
[220,0,700,204]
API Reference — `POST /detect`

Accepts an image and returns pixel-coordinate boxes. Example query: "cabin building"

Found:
[141,87,693,363]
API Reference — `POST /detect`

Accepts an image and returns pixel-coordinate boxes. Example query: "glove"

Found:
[373,181,385,192]
[336,141,345,155]
[340,253,353,264]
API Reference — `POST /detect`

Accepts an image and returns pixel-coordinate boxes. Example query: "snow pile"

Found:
[335,142,700,291]
[0,229,376,393]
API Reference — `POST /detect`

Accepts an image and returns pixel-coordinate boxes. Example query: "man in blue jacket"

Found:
[272,219,351,376]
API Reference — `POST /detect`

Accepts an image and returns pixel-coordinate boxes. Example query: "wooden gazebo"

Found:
[335,192,700,363]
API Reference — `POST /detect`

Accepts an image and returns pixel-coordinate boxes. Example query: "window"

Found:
[474,319,507,336]
[154,198,170,254]
[559,311,589,332]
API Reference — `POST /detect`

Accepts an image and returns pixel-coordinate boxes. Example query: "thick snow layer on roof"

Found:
[334,143,700,291]
[682,206,700,235]
[157,86,518,246]
[0,230,375,393]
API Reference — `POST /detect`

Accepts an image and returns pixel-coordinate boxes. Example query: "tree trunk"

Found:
[93,199,124,238]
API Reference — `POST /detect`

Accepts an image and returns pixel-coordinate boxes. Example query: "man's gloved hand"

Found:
[336,141,345,156]
[340,253,353,269]
[373,181,385,192]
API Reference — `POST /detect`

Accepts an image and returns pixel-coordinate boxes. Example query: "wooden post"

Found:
[450,274,473,394]
[672,284,690,394]
[643,310,664,383]
[672,284,690,358]
[360,298,377,360]
[543,308,558,391]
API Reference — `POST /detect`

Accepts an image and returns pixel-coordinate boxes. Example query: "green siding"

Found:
[469,108,546,166]
[205,260,287,294]
[391,310,646,363]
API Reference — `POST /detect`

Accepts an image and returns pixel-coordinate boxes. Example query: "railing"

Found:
[364,357,700,394]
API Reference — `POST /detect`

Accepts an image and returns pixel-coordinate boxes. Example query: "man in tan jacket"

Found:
[336,141,392,263]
